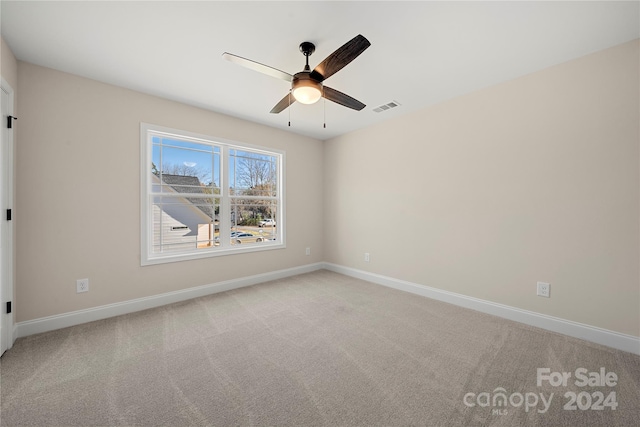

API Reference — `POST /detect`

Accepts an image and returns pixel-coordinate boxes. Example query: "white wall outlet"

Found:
[305,247,311,256]
[537,281,550,298]
[364,252,370,262]
[77,278,89,293]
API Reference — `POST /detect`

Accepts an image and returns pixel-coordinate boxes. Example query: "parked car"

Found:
[215,230,267,245]
[258,218,276,227]
[233,232,264,244]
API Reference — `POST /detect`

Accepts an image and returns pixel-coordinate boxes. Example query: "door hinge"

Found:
[6,209,11,221]
[6,301,11,314]
[7,116,17,129]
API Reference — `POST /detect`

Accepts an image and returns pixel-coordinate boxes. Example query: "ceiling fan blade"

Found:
[310,34,371,82]
[270,92,295,114]
[322,86,365,111]
[222,52,293,82]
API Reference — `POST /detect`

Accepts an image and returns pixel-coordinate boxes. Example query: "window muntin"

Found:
[141,124,284,265]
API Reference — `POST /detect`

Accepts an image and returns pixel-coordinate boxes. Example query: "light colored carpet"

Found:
[1,270,639,426]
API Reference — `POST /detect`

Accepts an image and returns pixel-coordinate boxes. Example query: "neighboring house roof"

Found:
[158,174,216,221]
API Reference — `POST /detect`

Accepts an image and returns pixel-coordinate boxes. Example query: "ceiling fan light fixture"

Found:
[292,75,322,105]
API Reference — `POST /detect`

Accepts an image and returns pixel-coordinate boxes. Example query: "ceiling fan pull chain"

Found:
[322,85,326,128]
[288,90,291,127]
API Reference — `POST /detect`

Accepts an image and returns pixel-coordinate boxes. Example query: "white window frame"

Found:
[140,123,285,265]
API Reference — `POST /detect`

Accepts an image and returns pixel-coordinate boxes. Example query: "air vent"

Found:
[373,100,401,113]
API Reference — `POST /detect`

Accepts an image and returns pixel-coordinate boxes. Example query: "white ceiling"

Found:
[2,1,639,141]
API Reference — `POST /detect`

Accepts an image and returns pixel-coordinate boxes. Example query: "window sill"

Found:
[141,241,286,266]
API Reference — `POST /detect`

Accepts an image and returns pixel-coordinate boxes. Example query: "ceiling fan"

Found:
[222,34,371,114]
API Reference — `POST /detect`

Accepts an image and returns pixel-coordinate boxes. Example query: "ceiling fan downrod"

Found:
[299,42,315,72]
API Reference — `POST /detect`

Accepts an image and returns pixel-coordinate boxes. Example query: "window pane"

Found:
[152,137,220,191]
[229,149,277,197]
[229,198,277,245]
[152,196,219,253]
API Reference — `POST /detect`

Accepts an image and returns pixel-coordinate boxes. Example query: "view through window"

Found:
[141,124,283,265]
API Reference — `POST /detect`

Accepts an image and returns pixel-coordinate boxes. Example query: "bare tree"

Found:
[233,153,277,223]
[235,153,275,194]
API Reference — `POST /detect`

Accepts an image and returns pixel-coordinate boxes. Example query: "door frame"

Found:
[1,76,15,355]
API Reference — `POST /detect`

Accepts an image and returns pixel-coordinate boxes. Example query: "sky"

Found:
[152,135,277,190]
[152,136,219,186]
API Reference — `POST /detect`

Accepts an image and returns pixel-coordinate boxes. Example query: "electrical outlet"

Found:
[77,278,89,293]
[305,247,311,256]
[537,281,550,298]
[364,252,370,262]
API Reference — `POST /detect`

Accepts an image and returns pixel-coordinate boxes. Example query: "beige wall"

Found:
[16,62,324,322]
[324,40,640,337]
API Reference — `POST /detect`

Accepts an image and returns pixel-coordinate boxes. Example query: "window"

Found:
[140,123,284,265]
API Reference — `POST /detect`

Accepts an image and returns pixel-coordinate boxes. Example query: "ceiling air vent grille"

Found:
[373,100,401,113]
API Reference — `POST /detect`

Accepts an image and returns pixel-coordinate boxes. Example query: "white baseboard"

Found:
[15,263,324,338]
[323,263,640,356]
[14,262,640,356]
